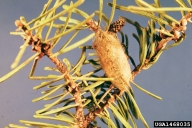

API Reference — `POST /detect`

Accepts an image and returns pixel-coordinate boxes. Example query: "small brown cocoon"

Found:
[93,29,132,91]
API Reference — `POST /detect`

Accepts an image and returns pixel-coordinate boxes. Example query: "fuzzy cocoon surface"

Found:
[93,29,132,91]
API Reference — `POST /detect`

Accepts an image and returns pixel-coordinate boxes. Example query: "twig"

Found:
[84,89,122,126]
[15,20,85,128]
[131,12,192,79]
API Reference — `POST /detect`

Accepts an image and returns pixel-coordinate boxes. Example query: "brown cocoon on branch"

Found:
[92,29,132,91]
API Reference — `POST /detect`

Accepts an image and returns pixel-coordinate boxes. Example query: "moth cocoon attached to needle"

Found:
[91,19,132,92]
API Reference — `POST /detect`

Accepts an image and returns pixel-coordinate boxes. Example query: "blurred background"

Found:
[0,0,192,127]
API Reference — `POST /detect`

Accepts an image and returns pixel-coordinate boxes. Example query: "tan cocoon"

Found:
[93,29,132,91]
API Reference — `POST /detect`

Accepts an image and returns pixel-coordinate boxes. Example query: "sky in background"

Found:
[0,0,192,127]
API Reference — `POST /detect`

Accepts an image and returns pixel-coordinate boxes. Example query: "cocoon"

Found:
[93,29,132,91]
